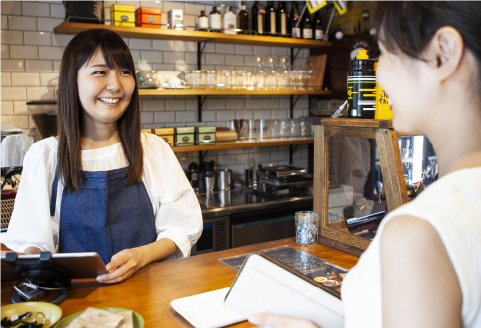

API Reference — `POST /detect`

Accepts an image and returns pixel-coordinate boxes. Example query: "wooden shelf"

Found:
[54,22,331,48]
[171,138,314,153]
[139,89,331,96]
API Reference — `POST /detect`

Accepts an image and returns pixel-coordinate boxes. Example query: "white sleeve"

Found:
[143,135,203,259]
[1,141,57,253]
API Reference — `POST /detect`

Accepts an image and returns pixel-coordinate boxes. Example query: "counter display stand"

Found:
[54,22,332,161]
[312,118,410,255]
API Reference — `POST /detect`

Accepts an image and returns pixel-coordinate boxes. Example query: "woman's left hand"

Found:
[248,313,319,328]
[96,248,145,284]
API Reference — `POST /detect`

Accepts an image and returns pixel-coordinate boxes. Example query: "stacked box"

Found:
[195,126,216,144]
[175,127,195,146]
[110,4,135,27]
[136,7,161,28]
[155,128,174,146]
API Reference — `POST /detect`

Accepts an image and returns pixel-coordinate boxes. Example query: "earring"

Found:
[436,56,442,67]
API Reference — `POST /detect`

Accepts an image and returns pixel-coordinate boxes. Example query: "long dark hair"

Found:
[57,28,143,193]
[373,2,481,71]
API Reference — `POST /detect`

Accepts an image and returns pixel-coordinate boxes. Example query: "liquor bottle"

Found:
[238,1,249,32]
[314,11,323,40]
[265,1,276,35]
[276,1,287,36]
[302,11,313,39]
[209,6,221,33]
[290,2,300,38]
[223,6,237,33]
[252,1,266,35]
[198,10,208,31]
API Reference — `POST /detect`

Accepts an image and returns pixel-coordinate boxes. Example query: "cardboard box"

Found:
[142,129,153,134]
[195,126,216,144]
[136,7,161,28]
[155,128,174,146]
[175,127,194,146]
[160,135,174,146]
[168,9,183,30]
[110,4,135,27]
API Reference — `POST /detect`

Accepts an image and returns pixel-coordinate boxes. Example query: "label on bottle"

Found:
[258,14,264,34]
[270,12,276,33]
[281,14,286,34]
[224,13,237,30]
[303,28,313,39]
[292,27,300,38]
[209,13,221,30]
[315,29,323,40]
[198,16,208,30]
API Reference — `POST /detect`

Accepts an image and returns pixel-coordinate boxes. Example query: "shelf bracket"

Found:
[290,47,304,66]
[197,95,208,122]
[199,150,208,164]
[197,39,214,69]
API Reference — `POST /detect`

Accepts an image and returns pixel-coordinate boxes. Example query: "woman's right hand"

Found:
[248,313,319,328]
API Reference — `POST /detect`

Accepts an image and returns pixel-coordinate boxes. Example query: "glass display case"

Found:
[312,118,437,255]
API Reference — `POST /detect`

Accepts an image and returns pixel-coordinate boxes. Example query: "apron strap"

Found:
[50,167,59,217]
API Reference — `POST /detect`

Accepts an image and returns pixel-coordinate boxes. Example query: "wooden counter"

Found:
[1,238,359,327]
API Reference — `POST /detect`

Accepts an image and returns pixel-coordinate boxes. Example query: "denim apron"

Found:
[50,167,157,264]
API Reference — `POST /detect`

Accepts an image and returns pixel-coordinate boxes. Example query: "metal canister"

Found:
[347,50,376,119]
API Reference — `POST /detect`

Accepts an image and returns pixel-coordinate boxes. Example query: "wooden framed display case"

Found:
[312,118,410,255]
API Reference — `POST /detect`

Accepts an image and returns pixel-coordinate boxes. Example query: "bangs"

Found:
[74,29,135,73]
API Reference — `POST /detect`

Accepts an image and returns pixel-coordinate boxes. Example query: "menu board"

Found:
[218,245,348,294]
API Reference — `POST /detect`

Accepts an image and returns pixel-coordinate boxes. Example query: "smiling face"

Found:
[376,42,438,134]
[77,47,135,132]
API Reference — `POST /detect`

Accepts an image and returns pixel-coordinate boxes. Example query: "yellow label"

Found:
[375,83,393,120]
[154,128,174,135]
[111,11,135,26]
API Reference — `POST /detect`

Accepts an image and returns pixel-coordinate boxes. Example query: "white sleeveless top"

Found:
[342,167,481,328]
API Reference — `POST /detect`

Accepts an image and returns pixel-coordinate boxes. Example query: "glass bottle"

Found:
[290,2,300,38]
[238,1,249,32]
[302,11,313,39]
[276,1,287,37]
[314,11,323,40]
[252,1,266,35]
[209,6,221,33]
[198,10,208,32]
[265,1,276,35]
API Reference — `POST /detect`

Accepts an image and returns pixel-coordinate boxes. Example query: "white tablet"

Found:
[1,252,107,281]
[224,251,345,328]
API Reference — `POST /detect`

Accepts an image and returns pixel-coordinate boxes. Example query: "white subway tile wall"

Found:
[1,1,311,177]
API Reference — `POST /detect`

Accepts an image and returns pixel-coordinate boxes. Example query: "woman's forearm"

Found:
[135,238,178,267]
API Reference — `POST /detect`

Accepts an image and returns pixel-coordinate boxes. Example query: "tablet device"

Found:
[1,252,107,281]
[224,251,345,328]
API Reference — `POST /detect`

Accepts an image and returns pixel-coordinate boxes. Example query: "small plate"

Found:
[1,302,62,328]
[54,307,144,328]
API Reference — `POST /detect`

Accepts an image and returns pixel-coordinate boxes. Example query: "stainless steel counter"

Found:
[197,188,313,219]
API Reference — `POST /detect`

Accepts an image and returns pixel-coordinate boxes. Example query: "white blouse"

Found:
[2,133,203,260]
[342,167,481,328]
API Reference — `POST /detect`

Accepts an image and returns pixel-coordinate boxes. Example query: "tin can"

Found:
[347,50,376,119]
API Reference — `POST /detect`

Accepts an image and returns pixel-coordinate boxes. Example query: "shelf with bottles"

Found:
[138,88,331,96]
[53,22,331,48]
[171,137,314,153]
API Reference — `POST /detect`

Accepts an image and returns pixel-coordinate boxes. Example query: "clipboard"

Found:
[224,251,344,328]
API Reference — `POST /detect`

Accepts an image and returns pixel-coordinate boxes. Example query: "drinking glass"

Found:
[267,119,279,138]
[279,119,290,138]
[258,119,268,139]
[295,211,320,246]
[205,71,217,89]
[192,70,203,89]
[247,119,258,140]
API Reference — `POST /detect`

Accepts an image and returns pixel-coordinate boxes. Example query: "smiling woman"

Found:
[2,29,203,284]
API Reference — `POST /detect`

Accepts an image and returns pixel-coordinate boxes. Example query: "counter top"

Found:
[1,238,359,327]
[198,188,313,218]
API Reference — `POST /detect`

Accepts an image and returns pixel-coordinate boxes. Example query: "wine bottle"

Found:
[252,1,266,35]
[198,10,208,32]
[302,11,313,39]
[276,1,287,36]
[238,1,249,32]
[265,1,276,35]
[290,2,300,38]
[314,11,323,40]
[209,6,221,33]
